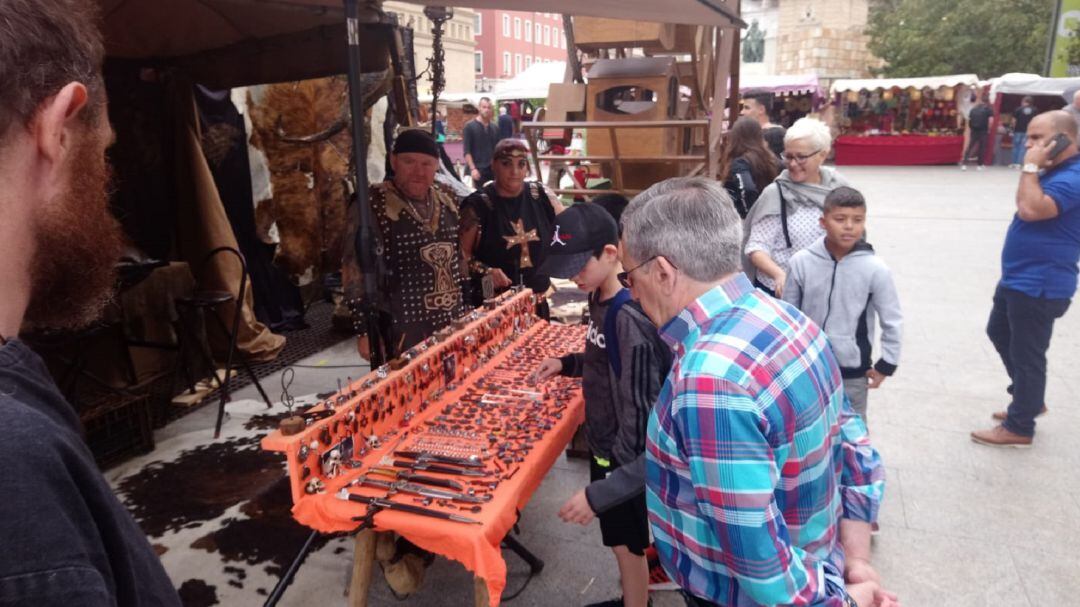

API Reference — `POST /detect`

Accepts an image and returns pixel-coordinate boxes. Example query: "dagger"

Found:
[368,466,464,491]
[382,456,490,477]
[394,450,485,468]
[352,476,492,503]
[336,490,482,525]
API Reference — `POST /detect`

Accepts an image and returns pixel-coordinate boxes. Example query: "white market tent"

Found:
[989,72,1080,102]
[491,61,567,100]
[831,74,980,95]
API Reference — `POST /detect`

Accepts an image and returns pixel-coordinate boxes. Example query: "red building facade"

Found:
[472,10,568,90]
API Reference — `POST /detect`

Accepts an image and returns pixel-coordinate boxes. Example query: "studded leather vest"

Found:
[372,182,464,348]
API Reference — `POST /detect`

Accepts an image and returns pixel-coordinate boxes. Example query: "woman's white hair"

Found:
[784,117,833,151]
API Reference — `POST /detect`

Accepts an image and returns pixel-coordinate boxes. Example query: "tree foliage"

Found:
[867,0,1055,78]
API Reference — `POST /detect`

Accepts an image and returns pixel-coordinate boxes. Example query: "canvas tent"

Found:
[989,72,1080,102]
[101,0,740,85]
[491,61,568,100]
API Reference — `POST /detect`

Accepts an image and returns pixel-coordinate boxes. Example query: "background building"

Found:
[473,10,568,91]
[740,0,881,90]
[384,2,478,95]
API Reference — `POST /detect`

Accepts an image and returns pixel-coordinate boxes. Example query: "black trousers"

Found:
[965,130,989,166]
[986,285,1071,436]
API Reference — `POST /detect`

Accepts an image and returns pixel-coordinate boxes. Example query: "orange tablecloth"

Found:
[264,311,585,605]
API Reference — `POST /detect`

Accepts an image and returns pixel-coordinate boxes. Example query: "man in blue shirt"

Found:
[972,110,1080,447]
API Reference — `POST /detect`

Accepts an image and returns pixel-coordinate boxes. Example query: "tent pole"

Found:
[344,0,385,367]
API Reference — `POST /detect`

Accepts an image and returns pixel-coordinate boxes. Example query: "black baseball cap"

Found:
[540,203,619,279]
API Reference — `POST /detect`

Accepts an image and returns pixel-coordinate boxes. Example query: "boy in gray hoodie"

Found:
[534,200,672,607]
[783,186,902,421]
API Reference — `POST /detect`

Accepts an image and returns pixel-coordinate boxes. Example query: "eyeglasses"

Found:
[617,255,676,289]
[782,149,823,165]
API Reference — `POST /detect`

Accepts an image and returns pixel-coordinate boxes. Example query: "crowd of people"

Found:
[4,2,1080,607]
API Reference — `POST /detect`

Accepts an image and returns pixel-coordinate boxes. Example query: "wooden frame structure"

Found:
[522,119,710,196]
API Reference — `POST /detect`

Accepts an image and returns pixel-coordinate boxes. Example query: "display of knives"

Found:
[381,456,489,477]
[352,476,492,503]
[336,490,482,525]
[394,450,485,468]
[368,466,464,491]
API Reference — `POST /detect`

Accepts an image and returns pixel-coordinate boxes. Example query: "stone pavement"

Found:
[142,166,1080,606]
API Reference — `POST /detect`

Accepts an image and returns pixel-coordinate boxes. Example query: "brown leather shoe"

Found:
[991,406,1048,421]
[971,425,1033,448]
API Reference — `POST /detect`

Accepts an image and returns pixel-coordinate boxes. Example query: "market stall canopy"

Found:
[491,62,567,101]
[100,0,740,88]
[831,74,980,95]
[989,73,1080,102]
[739,73,821,97]
[418,91,487,107]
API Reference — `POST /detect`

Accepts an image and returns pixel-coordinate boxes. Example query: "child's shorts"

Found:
[590,456,650,556]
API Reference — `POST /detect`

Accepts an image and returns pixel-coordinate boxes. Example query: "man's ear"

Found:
[33,82,91,168]
[819,214,827,230]
[603,243,620,261]
[655,256,679,294]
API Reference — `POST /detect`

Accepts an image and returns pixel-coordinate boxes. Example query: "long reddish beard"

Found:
[24,127,125,330]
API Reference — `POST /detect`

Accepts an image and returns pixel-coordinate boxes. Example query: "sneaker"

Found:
[970,425,1033,448]
[584,598,653,607]
[977,165,985,171]
[646,546,679,591]
[960,164,968,171]
[992,406,1047,421]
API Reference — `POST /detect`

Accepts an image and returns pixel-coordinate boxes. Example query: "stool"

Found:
[174,246,273,437]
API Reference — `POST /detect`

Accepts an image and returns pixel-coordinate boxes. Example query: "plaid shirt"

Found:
[646,273,885,606]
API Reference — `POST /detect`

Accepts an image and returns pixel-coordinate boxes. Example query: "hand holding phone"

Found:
[1047,133,1072,161]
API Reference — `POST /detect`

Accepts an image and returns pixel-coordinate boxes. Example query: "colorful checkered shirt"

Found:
[646,273,885,606]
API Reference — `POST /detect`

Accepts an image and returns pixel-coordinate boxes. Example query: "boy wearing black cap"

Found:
[534,201,672,607]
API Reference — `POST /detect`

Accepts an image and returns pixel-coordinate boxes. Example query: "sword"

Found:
[368,466,464,491]
[394,450,485,468]
[352,476,492,503]
[336,490,482,525]
[381,456,490,477]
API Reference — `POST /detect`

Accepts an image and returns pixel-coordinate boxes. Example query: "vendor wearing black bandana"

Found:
[342,128,465,361]
[460,139,565,313]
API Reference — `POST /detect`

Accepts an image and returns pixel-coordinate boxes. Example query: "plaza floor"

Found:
[128,165,1080,606]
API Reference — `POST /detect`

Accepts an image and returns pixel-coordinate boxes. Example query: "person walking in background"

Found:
[744,117,850,297]
[740,92,787,158]
[1010,96,1035,169]
[783,186,903,423]
[463,96,499,186]
[961,96,994,170]
[497,103,514,140]
[972,110,1080,448]
[719,117,781,218]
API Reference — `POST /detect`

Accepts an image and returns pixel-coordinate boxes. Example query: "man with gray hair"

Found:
[621,177,893,607]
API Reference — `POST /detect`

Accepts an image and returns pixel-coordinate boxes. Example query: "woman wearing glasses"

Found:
[459,139,565,313]
[743,117,850,297]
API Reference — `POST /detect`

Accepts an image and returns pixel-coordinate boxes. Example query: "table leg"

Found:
[348,529,378,607]
[473,576,491,607]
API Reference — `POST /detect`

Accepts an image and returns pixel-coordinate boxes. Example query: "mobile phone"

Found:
[1048,133,1071,160]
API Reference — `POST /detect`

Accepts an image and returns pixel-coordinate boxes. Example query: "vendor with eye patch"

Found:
[460,139,565,315]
